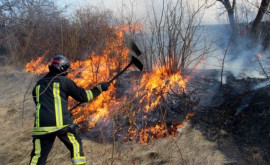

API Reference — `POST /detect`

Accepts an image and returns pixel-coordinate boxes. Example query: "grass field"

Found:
[0,66,231,165]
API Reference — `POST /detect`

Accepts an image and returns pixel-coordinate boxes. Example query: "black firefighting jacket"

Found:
[32,72,100,136]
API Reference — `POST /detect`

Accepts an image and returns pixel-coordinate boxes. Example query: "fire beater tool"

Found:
[108,33,143,83]
[69,34,143,112]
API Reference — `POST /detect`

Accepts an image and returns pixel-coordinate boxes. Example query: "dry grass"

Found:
[0,66,229,165]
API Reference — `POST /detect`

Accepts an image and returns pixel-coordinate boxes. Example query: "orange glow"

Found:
[240,72,246,78]
[185,112,194,119]
[67,26,129,129]
[114,24,143,32]
[257,53,262,59]
[25,50,49,74]
[134,112,194,144]
[137,65,188,112]
[25,24,193,143]
[26,26,129,130]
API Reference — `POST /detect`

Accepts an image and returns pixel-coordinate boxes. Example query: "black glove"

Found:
[96,82,110,92]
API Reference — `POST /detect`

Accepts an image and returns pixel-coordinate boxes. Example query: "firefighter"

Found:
[29,55,110,165]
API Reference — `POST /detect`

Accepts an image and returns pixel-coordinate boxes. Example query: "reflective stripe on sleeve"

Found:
[85,90,93,101]
[30,139,41,165]
[53,82,63,126]
[35,85,41,127]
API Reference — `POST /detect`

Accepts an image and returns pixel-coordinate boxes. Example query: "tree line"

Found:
[0,0,269,75]
[0,0,116,65]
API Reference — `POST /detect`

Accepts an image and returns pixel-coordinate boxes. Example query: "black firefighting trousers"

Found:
[29,125,86,165]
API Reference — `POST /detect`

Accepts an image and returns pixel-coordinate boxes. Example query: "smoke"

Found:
[202,24,269,81]
[191,24,270,118]
[235,103,249,116]
[251,79,270,90]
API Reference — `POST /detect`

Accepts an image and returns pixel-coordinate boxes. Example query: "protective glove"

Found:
[96,82,110,92]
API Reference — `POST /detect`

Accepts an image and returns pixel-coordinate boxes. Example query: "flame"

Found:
[114,24,143,32]
[26,26,129,130]
[125,112,194,144]
[68,27,129,129]
[137,65,188,112]
[25,24,193,143]
[256,53,262,59]
[240,72,246,78]
[25,50,49,74]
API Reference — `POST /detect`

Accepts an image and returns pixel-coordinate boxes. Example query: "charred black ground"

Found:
[189,69,270,165]
[79,69,270,164]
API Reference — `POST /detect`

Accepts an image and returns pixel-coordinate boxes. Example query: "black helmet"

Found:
[49,55,70,73]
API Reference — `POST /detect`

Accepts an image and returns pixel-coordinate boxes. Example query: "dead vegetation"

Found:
[0,66,231,165]
[1,0,270,165]
[2,65,270,165]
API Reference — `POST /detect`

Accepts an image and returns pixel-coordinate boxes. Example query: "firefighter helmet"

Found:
[49,55,70,73]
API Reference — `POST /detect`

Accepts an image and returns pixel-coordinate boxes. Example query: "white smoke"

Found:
[252,79,270,90]
[202,24,269,81]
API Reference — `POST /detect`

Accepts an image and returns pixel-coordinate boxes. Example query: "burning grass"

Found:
[25,25,196,144]
[3,59,269,164]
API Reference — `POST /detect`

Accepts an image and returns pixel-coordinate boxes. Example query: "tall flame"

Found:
[137,65,188,112]
[25,50,49,74]
[25,24,193,143]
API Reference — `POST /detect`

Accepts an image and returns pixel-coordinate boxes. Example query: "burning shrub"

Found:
[25,25,197,144]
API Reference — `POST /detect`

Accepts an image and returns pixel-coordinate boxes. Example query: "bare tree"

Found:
[0,0,118,65]
[145,0,212,75]
[215,0,270,44]
[0,0,64,63]
[217,0,236,32]
[250,0,270,42]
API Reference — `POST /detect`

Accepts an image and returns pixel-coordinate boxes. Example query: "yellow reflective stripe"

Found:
[36,104,41,127]
[30,139,41,165]
[36,85,40,102]
[53,82,63,126]
[67,132,80,158]
[33,125,68,131]
[85,90,93,101]
[35,85,41,127]
[32,125,68,135]
[72,156,86,164]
